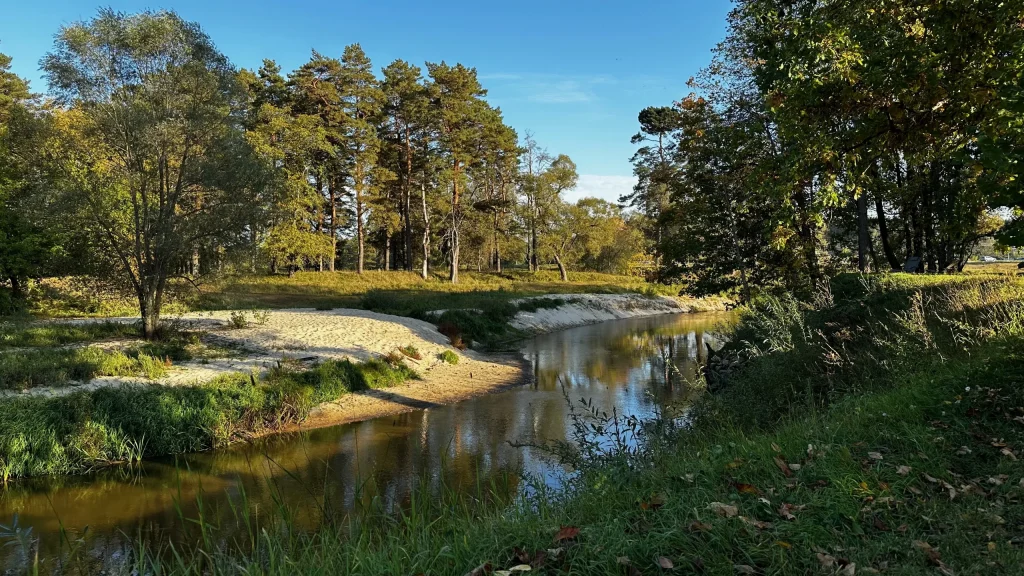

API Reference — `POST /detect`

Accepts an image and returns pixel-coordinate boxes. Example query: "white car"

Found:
[981,256,998,262]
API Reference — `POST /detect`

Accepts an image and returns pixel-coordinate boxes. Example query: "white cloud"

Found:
[567,174,636,204]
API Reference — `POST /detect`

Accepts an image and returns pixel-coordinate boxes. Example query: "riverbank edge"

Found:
[0,291,725,479]
[282,292,729,434]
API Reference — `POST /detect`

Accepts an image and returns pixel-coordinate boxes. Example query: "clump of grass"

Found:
[0,320,139,349]
[437,350,459,365]
[0,356,419,479]
[397,345,422,360]
[0,347,170,390]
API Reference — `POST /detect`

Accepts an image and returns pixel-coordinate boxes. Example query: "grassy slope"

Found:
[115,273,1024,576]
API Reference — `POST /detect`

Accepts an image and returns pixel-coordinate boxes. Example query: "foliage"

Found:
[638,0,1024,297]
[41,9,267,337]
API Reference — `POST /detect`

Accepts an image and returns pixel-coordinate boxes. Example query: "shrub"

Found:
[438,350,459,365]
[397,345,422,360]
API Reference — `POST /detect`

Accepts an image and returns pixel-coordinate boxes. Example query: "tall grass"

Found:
[0,347,170,390]
[0,356,417,479]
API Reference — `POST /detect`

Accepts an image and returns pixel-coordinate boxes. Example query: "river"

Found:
[0,312,732,568]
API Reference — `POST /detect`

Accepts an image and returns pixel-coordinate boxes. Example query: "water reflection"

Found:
[0,312,732,567]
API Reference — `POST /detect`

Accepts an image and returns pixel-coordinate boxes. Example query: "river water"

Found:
[0,312,732,568]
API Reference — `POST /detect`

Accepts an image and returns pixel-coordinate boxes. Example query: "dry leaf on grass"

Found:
[553,526,579,542]
[709,502,738,517]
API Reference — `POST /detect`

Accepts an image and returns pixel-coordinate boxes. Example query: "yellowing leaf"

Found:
[657,556,674,569]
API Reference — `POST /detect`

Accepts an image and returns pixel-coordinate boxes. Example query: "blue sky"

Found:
[1,0,733,202]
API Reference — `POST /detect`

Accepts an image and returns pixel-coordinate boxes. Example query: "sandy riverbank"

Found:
[9,293,717,429]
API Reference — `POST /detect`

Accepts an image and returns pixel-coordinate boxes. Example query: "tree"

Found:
[289,51,345,271]
[0,53,54,298]
[543,197,629,282]
[625,106,682,259]
[337,44,387,274]
[381,60,431,272]
[241,60,333,275]
[426,62,490,283]
[43,9,265,338]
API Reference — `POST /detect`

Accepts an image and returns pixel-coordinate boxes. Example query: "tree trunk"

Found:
[356,186,365,275]
[328,179,337,272]
[139,283,163,340]
[385,232,391,271]
[449,161,460,284]
[421,180,430,280]
[403,126,414,271]
[9,276,23,299]
[857,192,869,273]
[554,254,568,281]
[874,194,900,270]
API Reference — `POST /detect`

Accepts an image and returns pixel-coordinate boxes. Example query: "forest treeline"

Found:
[0,10,644,336]
[627,0,1024,298]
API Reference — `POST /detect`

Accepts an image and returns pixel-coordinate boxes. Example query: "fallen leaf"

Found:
[734,565,756,575]
[771,442,781,453]
[509,565,531,572]
[617,557,631,565]
[777,503,803,521]
[817,553,836,568]
[657,556,674,569]
[465,563,492,576]
[709,502,738,517]
[956,446,972,455]
[733,482,762,496]
[788,463,802,471]
[896,465,912,476]
[740,516,773,530]
[913,540,943,565]
[775,540,792,549]
[1001,448,1017,461]
[553,526,579,542]
[773,456,793,477]
[988,542,997,552]
[838,563,856,576]
[688,520,713,532]
[868,452,884,460]
[683,473,695,483]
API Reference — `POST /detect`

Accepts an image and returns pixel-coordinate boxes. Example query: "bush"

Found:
[438,350,459,365]
[705,273,1024,429]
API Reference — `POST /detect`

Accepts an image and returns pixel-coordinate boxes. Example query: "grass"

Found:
[0,347,171,390]
[0,355,418,479]
[20,270,683,318]
[438,350,459,365]
[0,320,139,349]
[31,272,1013,576]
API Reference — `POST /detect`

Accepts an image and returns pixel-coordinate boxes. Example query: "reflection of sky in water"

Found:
[0,312,732,568]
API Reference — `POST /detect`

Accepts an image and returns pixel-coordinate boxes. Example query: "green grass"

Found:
[437,350,459,365]
[0,355,418,479]
[0,320,139,349]
[0,347,170,390]
[57,272,1016,576]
